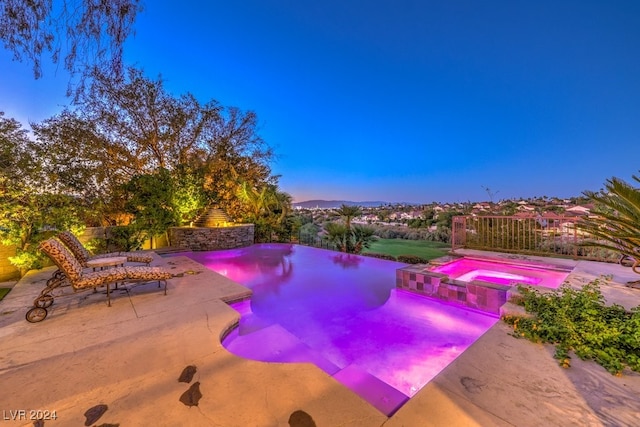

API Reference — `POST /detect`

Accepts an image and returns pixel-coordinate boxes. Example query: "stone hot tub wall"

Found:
[169,225,254,251]
[396,264,509,315]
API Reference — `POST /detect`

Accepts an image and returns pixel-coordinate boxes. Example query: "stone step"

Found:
[193,207,233,227]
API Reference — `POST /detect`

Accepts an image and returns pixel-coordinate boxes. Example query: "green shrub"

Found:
[502,277,640,374]
[362,252,397,261]
[107,225,145,251]
[397,254,428,264]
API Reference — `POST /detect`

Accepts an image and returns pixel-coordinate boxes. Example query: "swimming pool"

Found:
[180,244,498,416]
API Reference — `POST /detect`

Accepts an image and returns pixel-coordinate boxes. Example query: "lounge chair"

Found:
[38,231,155,303]
[26,238,172,323]
[57,231,153,266]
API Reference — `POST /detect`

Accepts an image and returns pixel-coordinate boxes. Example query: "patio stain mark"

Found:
[178,365,197,383]
[84,404,108,426]
[288,410,317,427]
[179,382,202,407]
[460,376,487,394]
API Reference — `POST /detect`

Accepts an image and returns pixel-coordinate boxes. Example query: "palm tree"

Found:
[324,204,375,254]
[352,224,376,253]
[334,204,362,232]
[578,174,640,280]
[324,222,349,252]
[237,180,292,241]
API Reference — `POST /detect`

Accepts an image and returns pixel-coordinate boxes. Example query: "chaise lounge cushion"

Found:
[57,231,154,266]
[39,238,172,291]
[39,238,84,282]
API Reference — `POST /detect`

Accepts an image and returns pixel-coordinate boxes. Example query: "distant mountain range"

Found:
[292,200,389,209]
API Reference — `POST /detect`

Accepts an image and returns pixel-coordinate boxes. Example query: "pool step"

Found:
[333,364,409,417]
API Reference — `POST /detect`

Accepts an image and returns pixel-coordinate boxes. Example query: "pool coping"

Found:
[1,248,640,426]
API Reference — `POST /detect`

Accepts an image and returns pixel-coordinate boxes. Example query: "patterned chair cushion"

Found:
[121,251,154,265]
[57,231,92,265]
[74,267,129,290]
[39,239,84,282]
[123,266,173,281]
[57,231,154,266]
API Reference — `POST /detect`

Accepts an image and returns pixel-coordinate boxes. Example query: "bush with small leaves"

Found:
[362,252,397,261]
[502,277,640,375]
[397,254,428,264]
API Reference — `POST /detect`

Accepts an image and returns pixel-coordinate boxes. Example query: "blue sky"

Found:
[2,1,640,203]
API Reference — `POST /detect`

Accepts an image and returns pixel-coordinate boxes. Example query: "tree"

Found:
[324,222,349,252]
[237,180,292,242]
[324,204,375,254]
[30,110,121,224]
[0,0,141,89]
[0,112,84,274]
[334,204,362,231]
[31,67,277,223]
[351,224,376,253]
[578,174,640,281]
[78,66,223,174]
[122,169,179,249]
[172,164,207,226]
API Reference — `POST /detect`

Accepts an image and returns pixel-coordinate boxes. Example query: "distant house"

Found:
[565,204,593,215]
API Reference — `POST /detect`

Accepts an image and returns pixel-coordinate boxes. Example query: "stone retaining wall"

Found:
[168,225,254,251]
[396,264,508,315]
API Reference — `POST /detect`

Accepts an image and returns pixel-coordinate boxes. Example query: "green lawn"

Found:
[363,238,450,260]
[0,288,11,302]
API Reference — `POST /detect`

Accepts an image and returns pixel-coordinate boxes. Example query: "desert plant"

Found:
[503,278,640,375]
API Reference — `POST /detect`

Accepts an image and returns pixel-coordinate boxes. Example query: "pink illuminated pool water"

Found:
[431,257,572,289]
[177,244,497,415]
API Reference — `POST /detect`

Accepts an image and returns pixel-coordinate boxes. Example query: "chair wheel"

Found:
[34,295,54,308]
[26,307,47,323]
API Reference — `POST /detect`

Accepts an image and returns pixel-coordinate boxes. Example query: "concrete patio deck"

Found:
[1,249,639,426]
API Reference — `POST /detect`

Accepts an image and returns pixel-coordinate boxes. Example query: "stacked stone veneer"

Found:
[396,264,509,315]
[169,225,254,251]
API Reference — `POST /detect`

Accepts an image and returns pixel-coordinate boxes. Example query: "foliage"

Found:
[351,224,376,253]
[122,169,178,248]
[396,254,429,264]
[0,113,84,273]
[237,181,293,242]
[0,0,141,86]
[361,252,397,261]
[172,165,207,225]
[371,225,450,243]
[9,249,43,272]
[322,205,376,254]
[29,67,279,226]
[107,225,145,252]
[578,173,640,269]
[502,278,640,375]
[30,110,118,222]
[298,223,321,245]
[324,222,349,252]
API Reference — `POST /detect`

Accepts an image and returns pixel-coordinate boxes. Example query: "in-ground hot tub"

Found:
[396,256,573,315]
[430,257,572,289]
